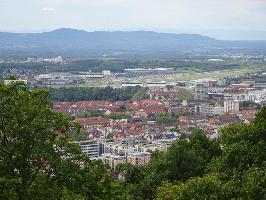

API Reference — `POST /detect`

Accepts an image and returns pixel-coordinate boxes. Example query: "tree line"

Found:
[48,86,148,102]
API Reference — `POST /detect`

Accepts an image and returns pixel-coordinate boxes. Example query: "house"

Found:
[217,114,241,126]
[53,102,72,113]
[75,117,113,129]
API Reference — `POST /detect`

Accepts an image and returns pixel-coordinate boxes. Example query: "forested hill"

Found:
[1,28,266,57]
[0,28,215,51]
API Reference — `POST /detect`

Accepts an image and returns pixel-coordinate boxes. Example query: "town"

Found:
[2,54,266,171]
[49,71,266,170]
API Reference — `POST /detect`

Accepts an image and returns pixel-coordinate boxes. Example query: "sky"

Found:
[1,0,266,40]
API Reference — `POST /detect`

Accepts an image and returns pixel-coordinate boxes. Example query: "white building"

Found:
[104,142,138,156]
[245,89,266,103]
[199,104,224,116]
[4,79,27,85]
[224,100,239,113]
[102,70,111,76]
[213,105,224,115]
[43,56,64,63]
[74,140,104,158]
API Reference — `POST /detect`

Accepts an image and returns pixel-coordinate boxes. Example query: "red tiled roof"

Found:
[75,117,112,126]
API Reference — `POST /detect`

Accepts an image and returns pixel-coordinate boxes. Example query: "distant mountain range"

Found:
[0,28,266,58]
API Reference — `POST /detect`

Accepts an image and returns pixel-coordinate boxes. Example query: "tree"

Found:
[210,107,266,176]
[164,137,204,181]
[206,106,266,199]
[157,175,224,200]
[189,129,222,167]
[155,114,176,123]
[0,83,112,200]
[240,165,266,200]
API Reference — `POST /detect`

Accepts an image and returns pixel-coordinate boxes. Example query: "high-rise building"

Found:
[224,100,240,113]
[194,83,209,100]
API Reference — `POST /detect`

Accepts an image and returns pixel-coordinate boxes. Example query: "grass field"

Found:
[125,65,265,83]
[61,65,265,88]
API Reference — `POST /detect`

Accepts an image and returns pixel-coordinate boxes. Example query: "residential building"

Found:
[127,152,151,166]
[100,154,126,171]
[224,100,240,113]
[199,104,214,115]
[104,142,138,156]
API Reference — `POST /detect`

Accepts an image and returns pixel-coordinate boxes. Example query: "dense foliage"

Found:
[48,86,147,102]
[0,83,265,199]
[240,100,261,109]
[155,114,177,123]
[0,83,116,200]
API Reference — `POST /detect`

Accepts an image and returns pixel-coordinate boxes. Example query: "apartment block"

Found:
[127,152,151,166]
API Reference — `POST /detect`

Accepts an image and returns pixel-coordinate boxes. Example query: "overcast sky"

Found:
[1,0,266,39]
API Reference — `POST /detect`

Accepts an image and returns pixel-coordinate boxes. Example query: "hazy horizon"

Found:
[1,0,266,40]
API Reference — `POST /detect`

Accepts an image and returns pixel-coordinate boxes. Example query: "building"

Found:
[213,105,224,115]
[104,142,138,156]
[254,82,266,89]
[194,83,209,100]
[124,68,174,76]
[127,152,151,166]
[43,56,64,63]
[100,154,126,171]
[199,103,224,115]
[199,104,214,115]
[34,73,85,85]
[121,82,175,88]
[136,139,174,152]
[102,70,112,76]
[74,140,104,158]
[224,100,239,113]
[75,117,113,130]
[4,79,27,85]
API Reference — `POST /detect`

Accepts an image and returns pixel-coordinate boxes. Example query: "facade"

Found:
[35,73,84,85]
[194,83,209,100]
[136,140,174,152]
[4,79,27,85]
[199,104,214,115]
[254,82,266,89]
[122,82,175,88]
[224,100,240,113]
[100,154,126,171]
[213,105,224,115]
[102,70,112,76]
[124,68,174,76]
[127,152,151,166]
[74,140,104,158]
[104,142,138,156]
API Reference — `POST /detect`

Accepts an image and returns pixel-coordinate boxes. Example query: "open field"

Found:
[123,65,265,83]
[54,65,265,88]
